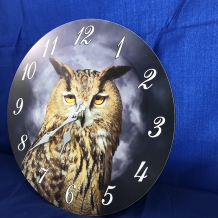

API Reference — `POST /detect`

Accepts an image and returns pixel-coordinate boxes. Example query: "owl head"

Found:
[45,58,131,135]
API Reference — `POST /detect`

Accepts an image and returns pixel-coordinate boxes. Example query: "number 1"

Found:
[115,36,125,58]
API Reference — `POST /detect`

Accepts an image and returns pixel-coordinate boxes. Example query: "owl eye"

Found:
[93,95,105,105]
[64,94,76,103]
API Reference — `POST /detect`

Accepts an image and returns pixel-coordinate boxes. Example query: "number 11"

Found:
[43,36,58,57]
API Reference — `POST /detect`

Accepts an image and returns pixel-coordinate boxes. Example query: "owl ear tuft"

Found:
[101,66,132,81]
[49,58,72,81]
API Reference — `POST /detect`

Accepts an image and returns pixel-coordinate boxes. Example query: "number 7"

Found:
[38,167,49,184]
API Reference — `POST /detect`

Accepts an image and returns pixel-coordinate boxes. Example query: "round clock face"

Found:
[8,19,175,216]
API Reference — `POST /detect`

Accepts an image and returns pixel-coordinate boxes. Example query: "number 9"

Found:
[13,98,23,115]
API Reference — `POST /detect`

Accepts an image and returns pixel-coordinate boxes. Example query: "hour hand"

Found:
[29,99,85,151]
[30,133,52,151]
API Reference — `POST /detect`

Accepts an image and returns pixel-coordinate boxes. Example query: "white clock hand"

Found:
[29,99,85,151]
[59,123,73,157]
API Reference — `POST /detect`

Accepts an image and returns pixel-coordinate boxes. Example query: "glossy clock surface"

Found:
[8,19,175,216]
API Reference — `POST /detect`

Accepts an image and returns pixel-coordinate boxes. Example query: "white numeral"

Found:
[102,185,116,205]
[43,36,58,57]
[138,69,157,90]
[134,161,148,182]
[18,134,28,151]
[22,62,36,80]
[148,116,165,138]
[65,184,76,204]
[115,36,125,58]
[38,168,49,184]
[13,98,23,115]
[74,25,94,45]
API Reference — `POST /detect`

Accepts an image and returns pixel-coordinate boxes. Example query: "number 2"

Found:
[138,69,157,90]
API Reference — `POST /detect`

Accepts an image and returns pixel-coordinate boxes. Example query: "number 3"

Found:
[148,116,165,138]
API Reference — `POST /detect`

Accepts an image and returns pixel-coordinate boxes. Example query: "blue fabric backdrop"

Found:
[1,0,218,217]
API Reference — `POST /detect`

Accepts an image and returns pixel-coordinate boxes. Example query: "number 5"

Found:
[102,185,116,205]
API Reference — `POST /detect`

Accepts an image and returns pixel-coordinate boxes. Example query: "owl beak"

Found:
[78,111,85,128]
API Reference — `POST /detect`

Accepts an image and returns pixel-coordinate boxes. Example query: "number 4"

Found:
[134,161,148,182]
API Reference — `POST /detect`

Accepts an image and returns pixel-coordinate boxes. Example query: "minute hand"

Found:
[29,103,85,151]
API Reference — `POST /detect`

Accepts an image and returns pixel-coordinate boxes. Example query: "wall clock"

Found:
[8,19,175,216]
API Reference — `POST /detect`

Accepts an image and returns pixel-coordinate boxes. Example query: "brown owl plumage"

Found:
[21,58,131,215]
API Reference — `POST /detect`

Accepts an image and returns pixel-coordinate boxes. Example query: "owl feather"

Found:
[21,58,131,215]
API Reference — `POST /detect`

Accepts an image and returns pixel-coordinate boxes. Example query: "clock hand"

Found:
[59,122,73,158]
[58,100,84,157]
[29,99,85,151]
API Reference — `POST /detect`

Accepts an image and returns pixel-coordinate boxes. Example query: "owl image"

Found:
[21,58,131,215]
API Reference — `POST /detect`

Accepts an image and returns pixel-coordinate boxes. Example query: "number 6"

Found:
[102,185,116,205]
[65,184,76,204]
